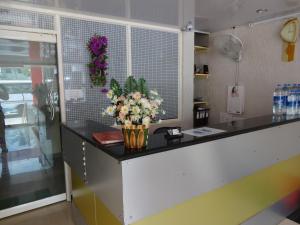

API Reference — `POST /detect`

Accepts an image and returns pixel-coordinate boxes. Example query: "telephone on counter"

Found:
[153,127,184,139]
[166,127,183,139]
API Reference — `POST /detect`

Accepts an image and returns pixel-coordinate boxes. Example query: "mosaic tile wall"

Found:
[61,18,179,124]
[131,27,179,120]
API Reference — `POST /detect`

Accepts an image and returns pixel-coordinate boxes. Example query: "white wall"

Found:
[181,0,195,129]
[182,32,195,129]
[195,17,300,124]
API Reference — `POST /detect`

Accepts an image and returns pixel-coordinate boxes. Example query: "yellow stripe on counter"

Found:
[95,194,122,225]
[132,154,300,225]
[72,172,97,225]
[72,172,122,225]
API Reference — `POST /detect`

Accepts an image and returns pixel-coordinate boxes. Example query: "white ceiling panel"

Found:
[7,0,180,26]
[195,0,300,31]
[7,0,300,31]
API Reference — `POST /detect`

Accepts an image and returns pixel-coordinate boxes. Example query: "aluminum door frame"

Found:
[0,29,56,43]
[0,29,66,219]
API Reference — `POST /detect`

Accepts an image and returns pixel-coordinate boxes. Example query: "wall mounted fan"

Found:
[213,34,244,62]
[214,33,245,109]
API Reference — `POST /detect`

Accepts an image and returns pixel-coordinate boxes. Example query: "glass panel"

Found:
[0,7,55,30]
[0,38,65,210]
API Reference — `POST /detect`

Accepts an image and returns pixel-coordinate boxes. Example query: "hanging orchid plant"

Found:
[87,34,108,87]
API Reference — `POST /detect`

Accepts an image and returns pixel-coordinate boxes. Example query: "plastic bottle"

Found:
[297,84,300,115]
[295,84,300,115]
[282,84,288,115]
[287,84,297,116]
[286,84,292,115]
[292,84,298,115]
[273,84,284,115]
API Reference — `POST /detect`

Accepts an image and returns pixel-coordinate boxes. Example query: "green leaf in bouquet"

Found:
[124,76,138,95]
[137,78,149,97]
[110,78,122,97]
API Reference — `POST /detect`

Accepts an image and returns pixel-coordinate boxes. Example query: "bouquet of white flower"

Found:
[103,76,165,128]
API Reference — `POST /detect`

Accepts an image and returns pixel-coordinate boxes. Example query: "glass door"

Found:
[0,34,65,211]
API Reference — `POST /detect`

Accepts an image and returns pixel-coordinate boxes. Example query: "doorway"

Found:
[0,30,65,216]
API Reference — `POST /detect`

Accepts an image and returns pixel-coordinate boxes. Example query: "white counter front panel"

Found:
[121,122,300,224]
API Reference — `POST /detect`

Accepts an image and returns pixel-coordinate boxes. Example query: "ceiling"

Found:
[195,0,300,32]
[6,0,300,32]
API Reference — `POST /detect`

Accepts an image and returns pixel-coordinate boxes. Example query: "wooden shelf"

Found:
[194,46,209,52]
[194,73,209,79]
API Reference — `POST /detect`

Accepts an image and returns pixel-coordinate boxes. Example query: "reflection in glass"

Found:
[0,38,65,210]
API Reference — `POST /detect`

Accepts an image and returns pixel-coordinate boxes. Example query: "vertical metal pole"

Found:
[55,14,72,202]
[64,162,72,202]
[126,24,132,76]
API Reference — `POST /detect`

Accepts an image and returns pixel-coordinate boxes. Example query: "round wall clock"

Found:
[280,18,299,62]
[281,18,299,43]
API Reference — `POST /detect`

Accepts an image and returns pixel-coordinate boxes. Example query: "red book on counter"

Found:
[92,131,123,145]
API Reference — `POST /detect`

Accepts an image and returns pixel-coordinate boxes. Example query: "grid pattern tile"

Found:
[131,27,179,120]
[0,7,54,30]
[61,17,127,125]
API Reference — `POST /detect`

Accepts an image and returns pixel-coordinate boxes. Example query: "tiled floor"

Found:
[279,219,300,225]
[0,202,299,225]
[0,201,299,225]
[0,202,75,225]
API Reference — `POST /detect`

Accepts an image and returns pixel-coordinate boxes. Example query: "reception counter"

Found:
[61,115,300,225]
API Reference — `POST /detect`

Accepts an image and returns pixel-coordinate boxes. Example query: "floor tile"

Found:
[0,202,75,225]
[279,219,300,225]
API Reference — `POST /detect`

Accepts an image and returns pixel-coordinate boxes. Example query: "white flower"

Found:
[112,96,118,104]
[106,90,113,99]
[105,106,115,116]
[102,85,165,125]
[151,111,157,118]
[142,116,151,126]
[118,96,125,102]
[131,114,141,122]
[162,110,166,115]
[140,98,151,109]
[155,99,162,105]
[150,100,158,108]
[124,120,132,126]
[142,108,150,115]
[150,90,158,96]
[121,105,129,115]
[129,99,135,105]
[132,106,141,115]
[132,92,141,100]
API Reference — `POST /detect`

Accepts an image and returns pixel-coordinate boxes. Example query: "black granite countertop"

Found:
[61,115,300,161]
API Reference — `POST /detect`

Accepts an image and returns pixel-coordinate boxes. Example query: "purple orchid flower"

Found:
[100,36,108,46]
[87,34,109,87]
[94,59,108,70]
[101,88,109,93]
